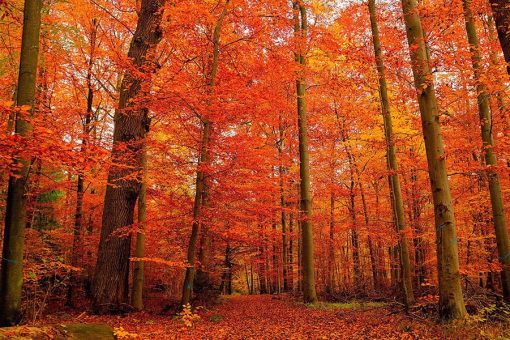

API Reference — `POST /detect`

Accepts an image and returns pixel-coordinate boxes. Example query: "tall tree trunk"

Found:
[258,243,268,294]
[368,0,414,306]
[272,219,278,294]
[181,122,209,305]
[400,0,466,320]
[327,191,335,294]
[489,0,510,74]
[348,169,362,291]
[288,210,294,291]
[131,141,148,310]
[463,0,510,302]
[293,0,317,304]
[92,0,165,314]
[181,0,229,306]
[0,0,43,326]
[67,18,98,307]
[278,117,289,292]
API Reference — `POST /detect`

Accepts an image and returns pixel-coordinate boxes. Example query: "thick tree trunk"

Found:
[293,0,318,304]
[368,0,414,306]
[92,0,165,314]
[463,0,510,302]
[400,0,466,320]
[0,0,43,326]
[489,0,510,74]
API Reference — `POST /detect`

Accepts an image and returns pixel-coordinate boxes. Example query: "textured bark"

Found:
[181,0,229,306]
[92,0,165,314]
[368,0,414,306]
[400,0,466,320]
[489,0,510,74]
[293,0,318,304]
[463,0,510,302]
[0,0,43,326]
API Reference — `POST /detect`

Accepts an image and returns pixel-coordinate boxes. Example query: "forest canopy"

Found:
[1,0,510,338]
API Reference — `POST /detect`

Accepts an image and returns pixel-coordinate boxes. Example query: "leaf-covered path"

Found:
[41,294,492,339]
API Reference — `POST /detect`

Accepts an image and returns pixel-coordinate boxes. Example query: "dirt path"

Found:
[41,294,506,339]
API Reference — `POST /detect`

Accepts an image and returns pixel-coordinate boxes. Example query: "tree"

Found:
[68,17,98,307]
[293,0,318,304]
[400,0,466,319]
[463,0,510,302]
[181,0,230,306]
[131,141,148,310]
[489,0,510,74]
[92,0,166,314]
[367,0,414,306]
[0,0,43,326]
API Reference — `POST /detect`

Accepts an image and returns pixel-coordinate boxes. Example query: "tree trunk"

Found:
[0,0,43,326]
[489,0,510,74]
[92,0,165,314]
[288,210,294,291]
[463,0,510,302]
[368,0,414,306]
[181,0,229,306]
[278,118,289,291]
[400,0,466,320]
[131,141,147,310]
[327,191,335,294]
[293,0,318,304]
[68,18,98,307]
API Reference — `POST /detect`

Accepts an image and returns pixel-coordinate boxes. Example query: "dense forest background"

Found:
[1,0,510,337]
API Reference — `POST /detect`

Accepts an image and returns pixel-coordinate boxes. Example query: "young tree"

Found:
[367,0,414,306]
[463,0,510,302]
[181,0,230,306]
[92,0,166,314]
[400,0,466,319]
[68,18,98,307]
[293,0,317,304]
[0,0,43,326]
[131,142,148,310]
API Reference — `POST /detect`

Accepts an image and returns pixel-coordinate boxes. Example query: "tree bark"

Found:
[92,0,165,314]
[463,0,510,302]
[0,0,43,326]
[489,0,510,74]
[400,0,466,320]
[368,0,414,306]
[293,0,318,304]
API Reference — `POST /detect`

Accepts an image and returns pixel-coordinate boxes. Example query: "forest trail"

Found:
[42,294,462,339]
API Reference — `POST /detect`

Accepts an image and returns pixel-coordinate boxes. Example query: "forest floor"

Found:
[38,294,510,339]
